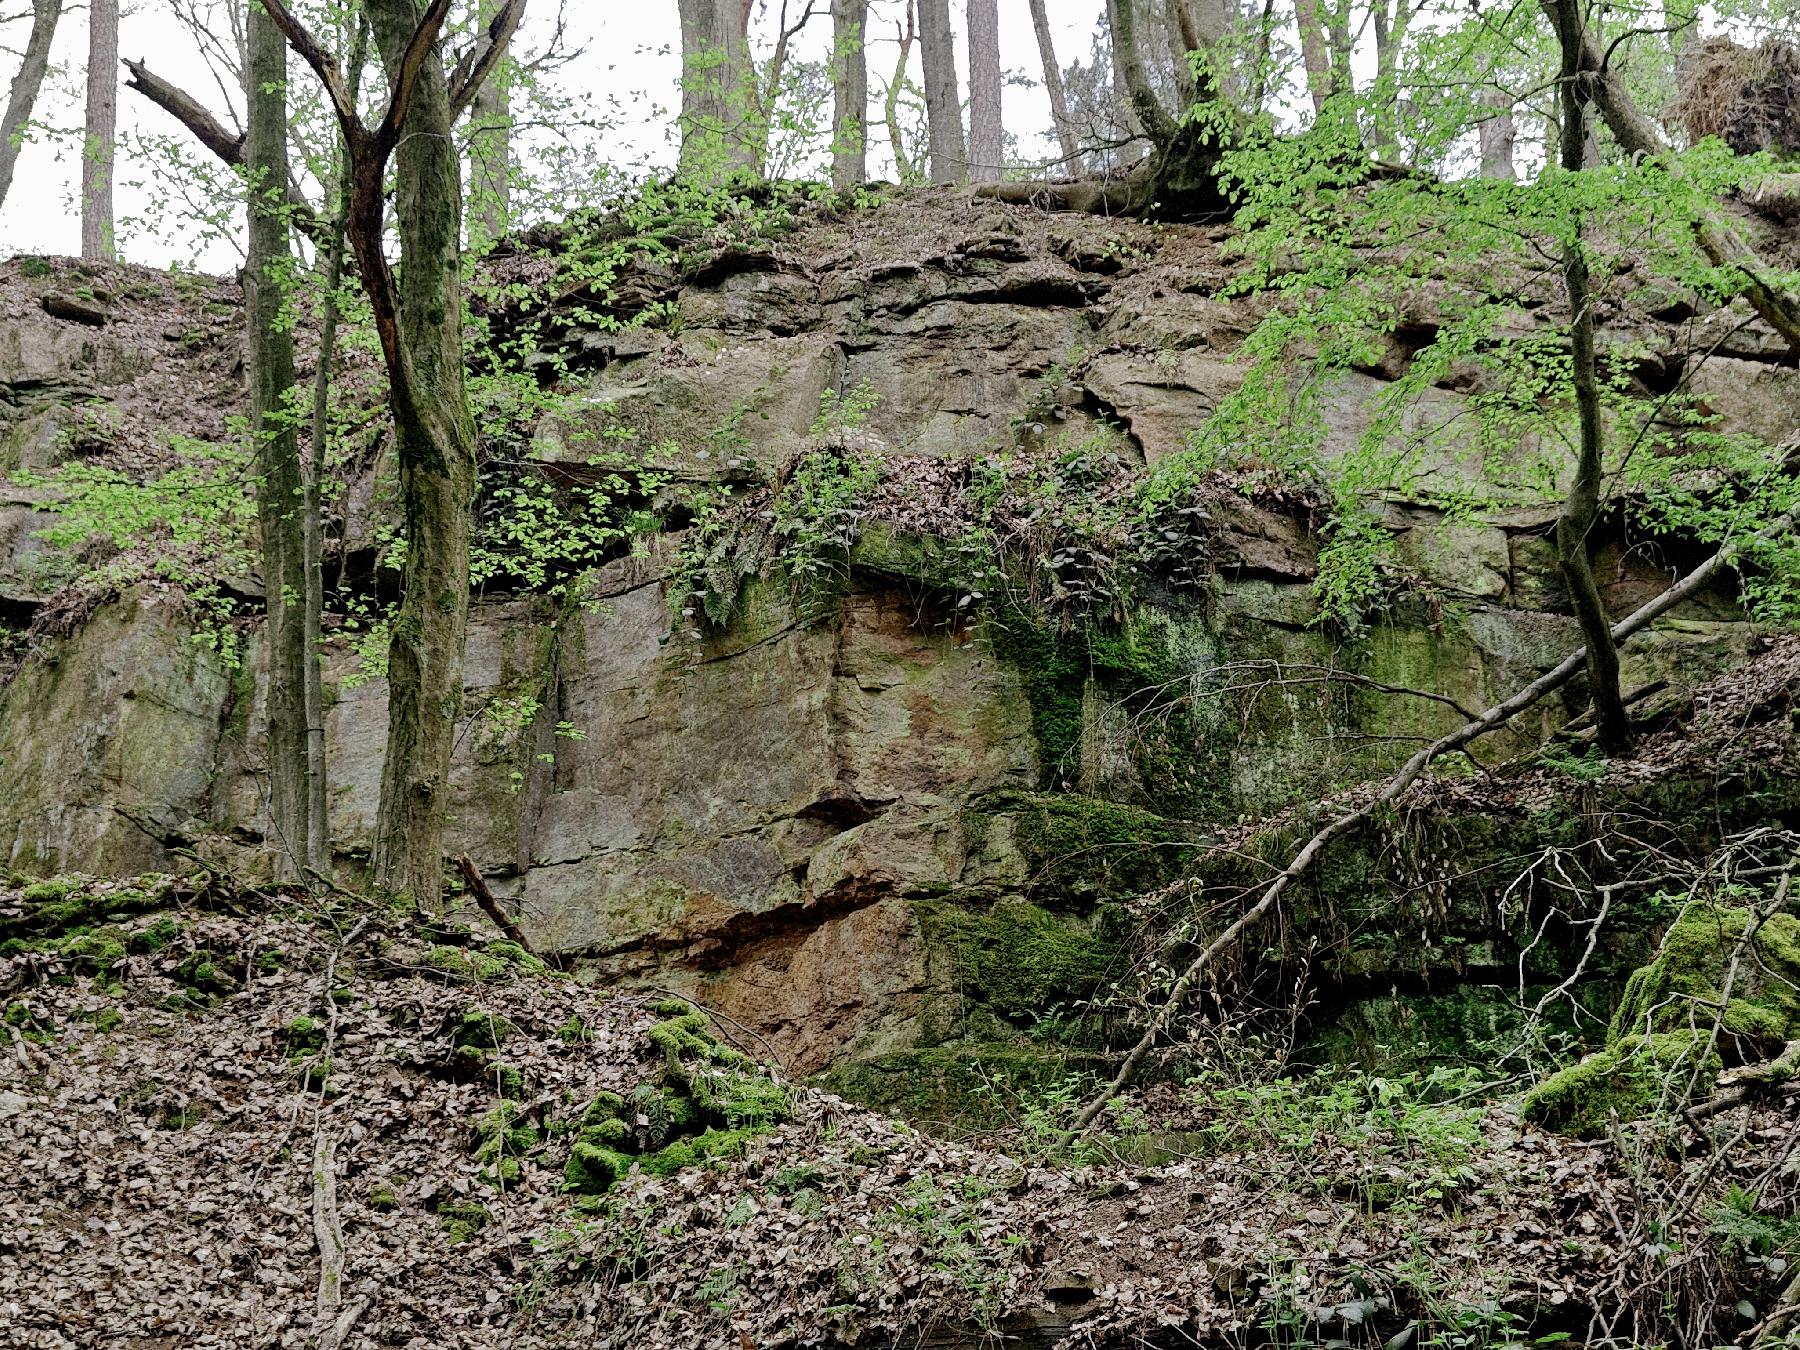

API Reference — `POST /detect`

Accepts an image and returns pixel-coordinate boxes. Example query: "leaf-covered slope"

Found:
[3,878,1794,1349]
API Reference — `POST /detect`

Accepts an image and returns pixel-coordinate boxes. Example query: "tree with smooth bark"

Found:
[244,1,326,885]
[1026,0,1080,172]
[0,0,62,213]
[677,0,757,181]
[829,0,867,189]
[966,0,1001,182]
[83,0,118,260]
[917,0,964,184]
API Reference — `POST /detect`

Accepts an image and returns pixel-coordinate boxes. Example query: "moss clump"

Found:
[565,1142,633,1195]
[437,1201,491,1244]
[474,1100,540,1187]
[368,1182,399,1211]
[452,1005,515,1052]
[1609,906,1800,1055]
[86,1006,124,1035]
[421,939,546,983]
[3,1000,53,1043]
[563,1006,789,1195]
[281,1015,325,1052]
[820,1044,1112,1131]
[51,928,128,972]
[131,918,184,954]
[173,952,237,997]
[20,876,81,903]
[1522,1032,1722,1138]
[637,1128,759,1177]
[919,896,1116,1031]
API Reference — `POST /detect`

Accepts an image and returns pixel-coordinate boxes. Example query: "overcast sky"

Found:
[0,1,1105,271]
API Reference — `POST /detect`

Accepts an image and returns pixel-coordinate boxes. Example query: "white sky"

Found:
[0,1,1105,271]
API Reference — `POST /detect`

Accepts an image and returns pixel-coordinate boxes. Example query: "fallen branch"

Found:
[1071,517,1788,1131]
[455,854,536,956]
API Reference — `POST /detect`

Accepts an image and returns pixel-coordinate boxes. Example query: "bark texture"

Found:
[677,0,757,181]
[245,3,321,882]
[830,0,867,189]
[82,0,118,260]
[1478,87,1516,179]
[918,0,965,184]
[1552,0,1631,754]
[883,2,921,182]
[0,0,62,212]
[966,0,1002,182]
[364,0,479,906]
[1027,0,1080,172]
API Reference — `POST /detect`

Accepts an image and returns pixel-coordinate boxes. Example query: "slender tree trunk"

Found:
[1107,0,1177,146]
[1369,0,1410,156]
[0,0,62,212]
[468,0,511,246]
[966,0,1001,182]
[917,0,965,184]
[82,0,118,260]
[1160,0,1197,108]
[1027,0,1080,172]
[362,0,480,907]
[1295,0,1333,116]
[1552,0,1630,754]
[246,3,312,884]
[1478,87,1516,179]
[830,0,867,189]
[883,2,921,183]
[677,0,757,181]
[302,19,371,886]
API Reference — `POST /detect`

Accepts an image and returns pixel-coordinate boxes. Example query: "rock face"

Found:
[0,198,1789,1088]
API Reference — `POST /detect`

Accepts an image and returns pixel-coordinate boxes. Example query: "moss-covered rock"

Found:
[1521,1032,1722,1138]
[917,895,1118,1031]
[565,1142,633,1195]
[1609,906,1800,1057]
[437,1201,492,1244]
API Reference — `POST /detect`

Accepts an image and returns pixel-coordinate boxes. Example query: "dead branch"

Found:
[447,0,525,118]
[1070,512,1793,1132]
[122,56,322,238]
[455,854,536,956]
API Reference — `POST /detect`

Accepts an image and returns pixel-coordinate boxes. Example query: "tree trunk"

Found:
[1552,0,1631,754]
[359,0,480,908]
[0,0,62,213]
[1160,0,1197,110]
[1478,88,1516,179]
[829,0,867,189]
[883,2,922,183]
[677,0,757,182]
[917,0,965,184]
[82,0,118,260]
[467,0,511,246]
[1026,0,1080,172]
[966,0,1001,182]
[245,3,316,884]
[1295,0,1333,116]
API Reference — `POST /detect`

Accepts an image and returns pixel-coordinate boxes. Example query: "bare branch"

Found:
[372,0,457,154]
[447,0,526,120]
[123,55,322,238]
[256,0,360,133]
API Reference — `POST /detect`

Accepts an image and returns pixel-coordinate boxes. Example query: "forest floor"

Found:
[3,865,1795,1349]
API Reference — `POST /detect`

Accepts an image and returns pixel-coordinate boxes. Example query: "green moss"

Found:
[437,1201,492,1244]
[174,952,236,996]
[369,1182,399,1211]
[1610,907,1800,1052]
[282,1015,324,1052]
[638,1127,759,1177]
[452,1005,514,1051]
[3,1000,52,1043]
[819,1045,1110,1131]
[255,948,286,973]
[131,918,184,954]
[474,1100,541,1172]
[86,1006,124,1034]
[989,606,1223,816]
[1522,1032,1722,1138]
[52,927,127,971]
[565,1142,633,1195]
[996,790,1196,900]
[20,876,81,903]
[918,895,1116,1031]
